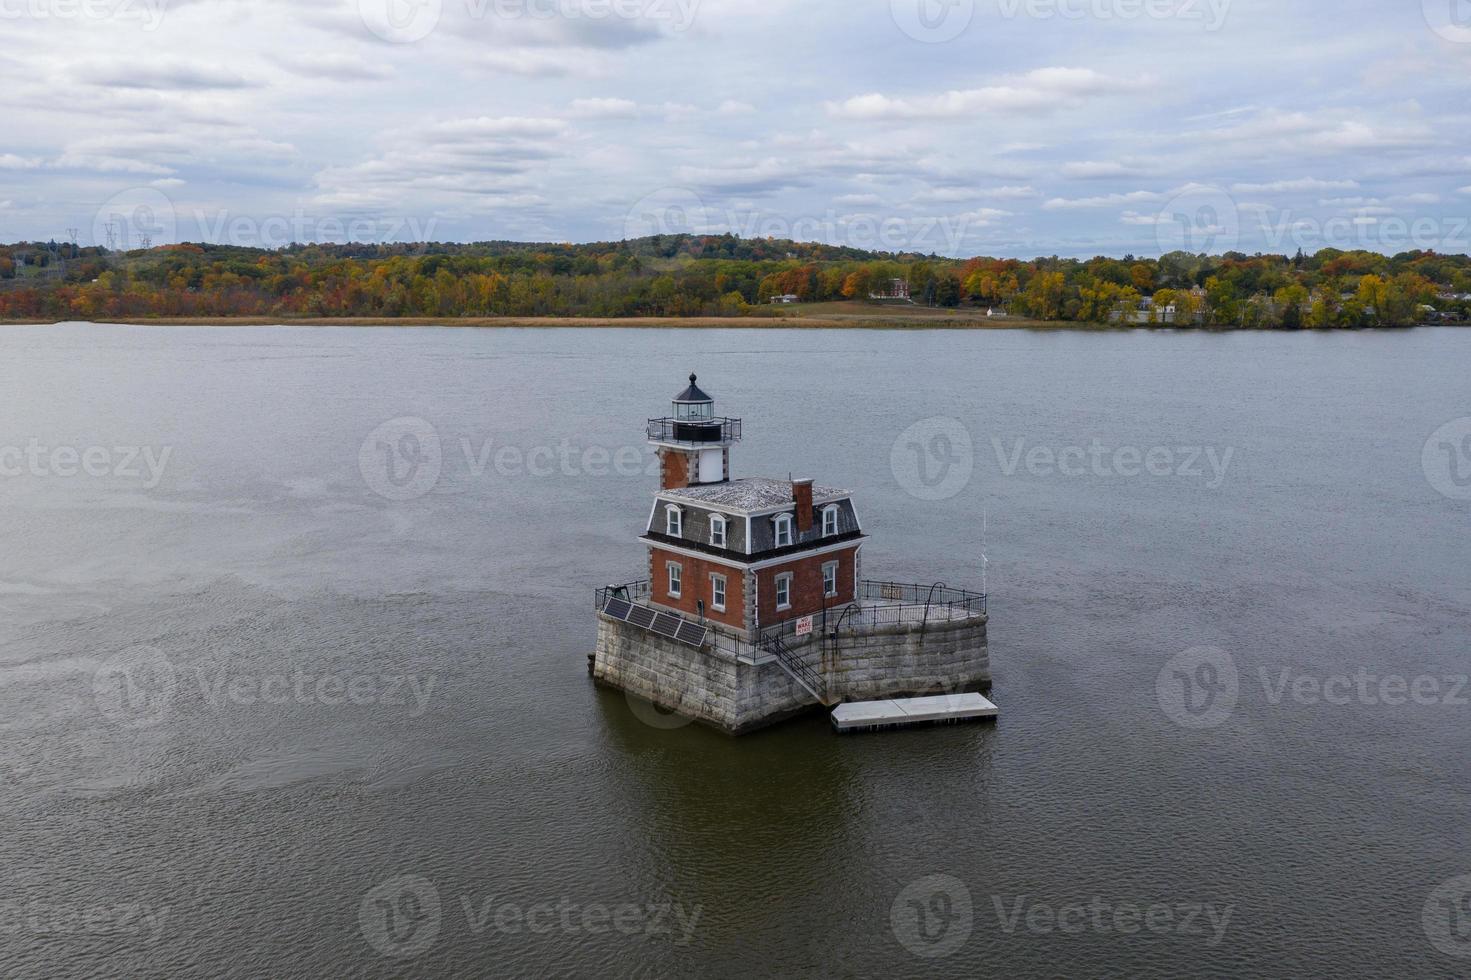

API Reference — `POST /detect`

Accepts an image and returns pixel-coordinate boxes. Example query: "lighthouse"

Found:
[641,374,865,636]
[593,373,991,735]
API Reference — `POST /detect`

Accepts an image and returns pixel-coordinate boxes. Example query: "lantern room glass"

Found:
[676,400,714,422]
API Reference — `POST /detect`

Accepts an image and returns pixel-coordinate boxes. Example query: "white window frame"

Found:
[666,506,683,538]
[710,514,727,549]
[667,561,682,598]
[711,573,727,613]
[775,572,793,610]
[773,514,794,549]
[821,505,840,538]
[822,561,839,598]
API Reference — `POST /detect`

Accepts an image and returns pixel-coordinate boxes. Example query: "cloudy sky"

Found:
[2,0,1470,257]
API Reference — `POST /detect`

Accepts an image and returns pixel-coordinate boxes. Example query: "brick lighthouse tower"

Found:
[642,374,866,636]
[593,373,991,735]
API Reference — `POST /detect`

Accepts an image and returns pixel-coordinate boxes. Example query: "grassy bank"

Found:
[0,312,1081,329]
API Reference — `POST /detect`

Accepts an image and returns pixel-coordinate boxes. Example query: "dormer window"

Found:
[773,513,794,549]
[710,514,727,548]
[666,506,683,537]
[822,505,839,538]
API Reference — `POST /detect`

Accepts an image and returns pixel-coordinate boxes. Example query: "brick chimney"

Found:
[661,450,691,491]
[793,479,814,533]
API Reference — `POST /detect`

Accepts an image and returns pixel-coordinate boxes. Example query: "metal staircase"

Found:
[761,631,831,706]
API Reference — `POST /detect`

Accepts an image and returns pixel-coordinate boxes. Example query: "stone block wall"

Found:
[594,611,990,735]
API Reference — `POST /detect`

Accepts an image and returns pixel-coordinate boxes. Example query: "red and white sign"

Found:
[795,616,814,637]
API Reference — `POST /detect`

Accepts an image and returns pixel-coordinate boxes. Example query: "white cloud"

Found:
[570,98,640,118]
[827,68,1146,120]
[1231,178,1359,194]
[1044,191,1163,211]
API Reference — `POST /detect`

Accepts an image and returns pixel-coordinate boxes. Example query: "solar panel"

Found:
[601,595,709,649]
[675,622,709,648]
[651,612,683,639]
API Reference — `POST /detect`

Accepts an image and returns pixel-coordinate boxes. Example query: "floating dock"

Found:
[831,693,998,734]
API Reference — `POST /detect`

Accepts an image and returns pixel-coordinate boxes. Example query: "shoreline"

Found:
[0,316,1450,330]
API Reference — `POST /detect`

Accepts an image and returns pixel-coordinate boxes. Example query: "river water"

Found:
[0,323,1467,977]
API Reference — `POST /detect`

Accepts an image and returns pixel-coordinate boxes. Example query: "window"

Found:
[822,561,839,598]
[775,573,792,610]
[667,562,682,598]
[711,574,727,612]
[822,506,839,538]
[666,506,682,537]
[773,514,794,548]
[710,515,727,548]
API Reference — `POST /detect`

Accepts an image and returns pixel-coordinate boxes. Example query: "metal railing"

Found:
[760,581,988,641]
[595,580,652,611]
[646,417,743,446]
[759,630,827,704]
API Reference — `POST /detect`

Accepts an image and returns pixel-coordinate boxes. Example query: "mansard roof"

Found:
[660,477,851,514]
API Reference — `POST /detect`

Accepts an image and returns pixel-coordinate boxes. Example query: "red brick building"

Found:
[641,374,865,638]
